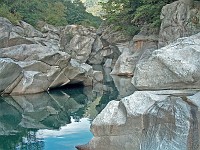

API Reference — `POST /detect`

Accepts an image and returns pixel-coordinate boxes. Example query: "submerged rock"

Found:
[78,90,200,150]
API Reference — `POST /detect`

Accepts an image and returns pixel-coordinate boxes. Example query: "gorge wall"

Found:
[77,0,200,149]
[0,17,124,95]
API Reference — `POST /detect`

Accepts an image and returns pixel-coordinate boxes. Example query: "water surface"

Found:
[0,73,135,150]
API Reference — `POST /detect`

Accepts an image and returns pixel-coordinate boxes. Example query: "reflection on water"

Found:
[36,118,92,150]
[0,67,135,150]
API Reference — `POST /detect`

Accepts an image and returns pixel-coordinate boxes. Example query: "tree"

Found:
[42,2,67,26]
[100,0,180,35]
[0,0,102,28]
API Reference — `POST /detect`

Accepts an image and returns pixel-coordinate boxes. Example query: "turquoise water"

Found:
[0,75,135,150]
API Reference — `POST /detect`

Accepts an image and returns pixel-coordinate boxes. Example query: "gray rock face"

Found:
[77,90,200,150]
[0,44,101,95]
[67,34,95,63]
[111,28,158,76]
[87,36,122,69]
[111,75,136,99]
[0,17,34,48]
[60,25,96,61]
[0,44,72,95]
[159,0,200,48]
[0,18,103,95]
[0,58,23,93]
[18,21,43,38]
[96,23,131,44]
[132,33,200,90]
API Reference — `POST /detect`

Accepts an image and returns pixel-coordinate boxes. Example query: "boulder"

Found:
[158,0,200,47]
[67,34,95,63]
[0,44,72,94]
[93,71,103,82]
[88,25,129,68]
[63,59,94,86]
[0,58,23,93]
[59,25,97,63]
[111,75,136,99]
[132,33,200,90]
[0,17,34,48]
[0,43,96,94]
[110,51,136,76]
[111,28,158,76]
[91,43,121,68]
[78,90,200,150]
[18,21,43,38]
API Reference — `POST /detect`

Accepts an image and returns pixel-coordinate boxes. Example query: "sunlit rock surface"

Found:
[132,33,200,90]
[77,90,200,150]
[0,17,105,95]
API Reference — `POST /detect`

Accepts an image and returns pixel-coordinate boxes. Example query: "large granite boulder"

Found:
[110,42,135,76]
[63,59,96,86]
[0,58,23,93]
[159,0,200,48]
[77,90,200,150]
[0,44,71,95]
[67,34,95,63]
[132,32,200,90]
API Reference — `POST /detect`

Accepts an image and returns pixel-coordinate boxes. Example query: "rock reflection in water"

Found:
[0,72,136,150]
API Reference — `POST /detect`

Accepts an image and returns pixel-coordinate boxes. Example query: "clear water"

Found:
[0,72,135,150]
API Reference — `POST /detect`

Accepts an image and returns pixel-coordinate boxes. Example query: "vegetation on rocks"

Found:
[100,0,198,35]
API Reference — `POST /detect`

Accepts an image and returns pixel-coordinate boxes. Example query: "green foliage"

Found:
[101,0,176,35]
[132,0,174,27]
[0,4,22,24]
[66,0,102,28]
[42,2,67,26]
[0,0,102,28]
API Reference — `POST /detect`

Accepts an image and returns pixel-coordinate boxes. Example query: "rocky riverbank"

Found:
[0,17,123,95]
[76,0,200,149]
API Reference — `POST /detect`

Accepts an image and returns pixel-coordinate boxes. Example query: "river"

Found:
[0,69,135,150]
